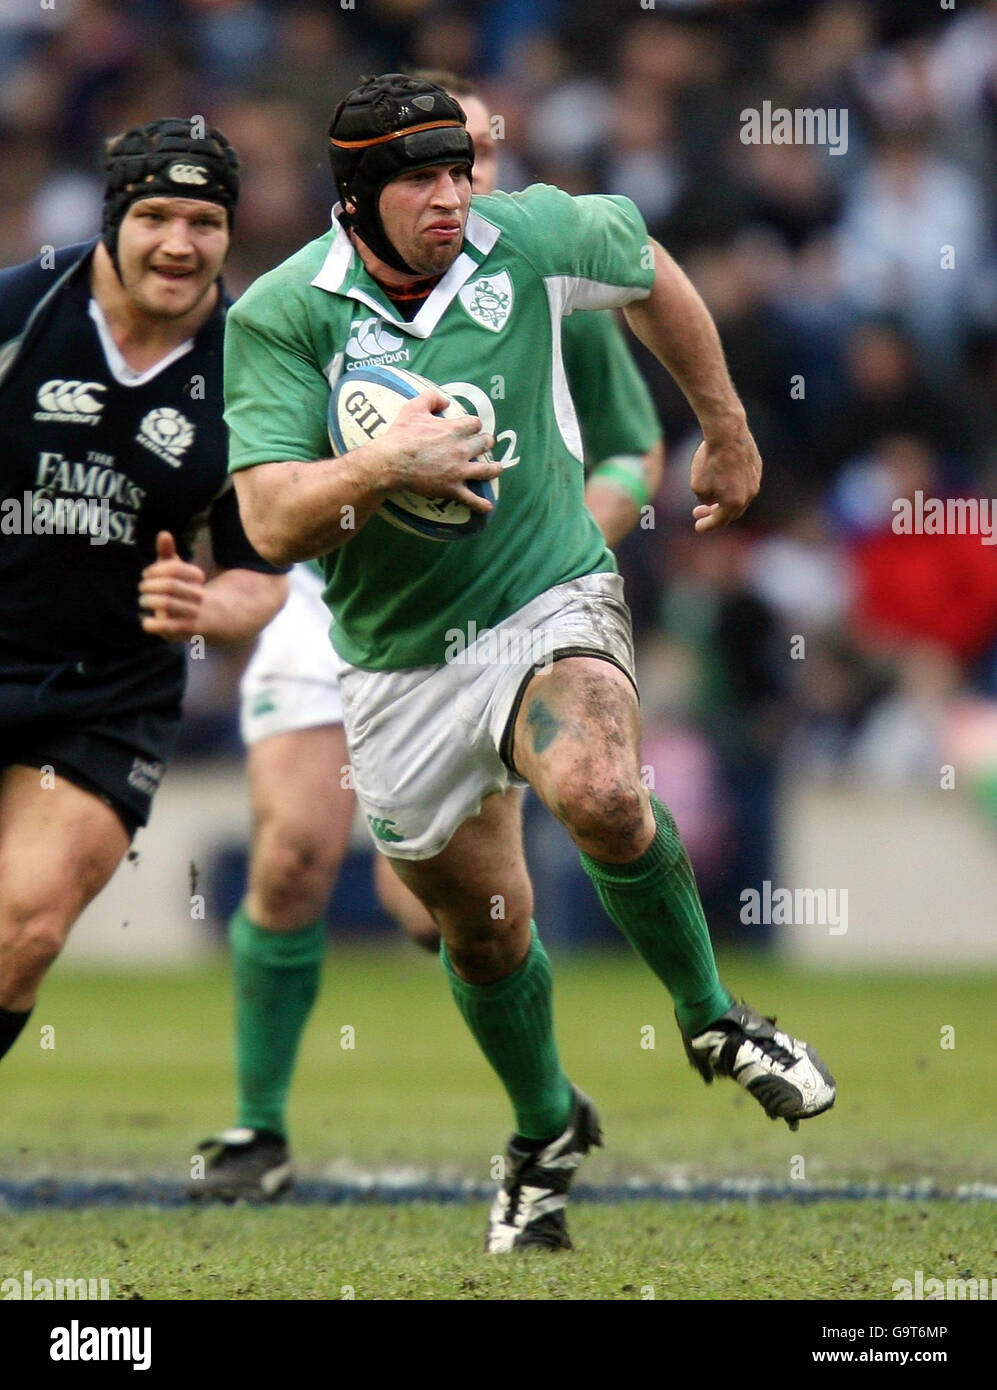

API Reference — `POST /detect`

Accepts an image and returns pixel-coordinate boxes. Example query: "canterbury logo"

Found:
[36,379,106,415]
[367,816,405,843]
[346,317,405,359]
[168,162,209,186]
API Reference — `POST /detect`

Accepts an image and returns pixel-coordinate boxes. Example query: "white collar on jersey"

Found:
[88,298,195,387]
[310,205,502,340]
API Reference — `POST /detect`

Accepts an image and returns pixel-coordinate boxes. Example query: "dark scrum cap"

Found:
[328,73,472,274]
[102,118,239,266]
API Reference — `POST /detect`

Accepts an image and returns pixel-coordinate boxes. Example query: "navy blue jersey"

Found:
[0,241,281,684]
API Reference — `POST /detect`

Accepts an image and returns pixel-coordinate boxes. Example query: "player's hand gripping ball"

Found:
[328,365,498,541]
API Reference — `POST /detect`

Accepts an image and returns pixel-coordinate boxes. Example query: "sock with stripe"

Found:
[580,795,733,1036]
[442,921,574,1140]
[230,906,325,1139]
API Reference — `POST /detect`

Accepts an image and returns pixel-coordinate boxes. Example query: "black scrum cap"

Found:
[328,74,472,274]
[102,118,239,267]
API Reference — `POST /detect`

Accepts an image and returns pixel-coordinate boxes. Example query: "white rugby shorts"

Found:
[338,571,636,860]
[239,563,345,745]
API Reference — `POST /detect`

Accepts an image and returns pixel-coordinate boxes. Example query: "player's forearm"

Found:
[585,482,639,548]
[233,442,395,565]
[624,242,745,439]
[197,569,289,645]
[585,441,664,547]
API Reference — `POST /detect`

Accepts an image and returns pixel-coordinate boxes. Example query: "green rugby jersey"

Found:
[225,184,655,669]
[562,309,660,473]
[296,311,658,590]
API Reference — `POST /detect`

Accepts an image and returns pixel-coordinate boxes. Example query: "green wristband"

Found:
[587,455,651,510]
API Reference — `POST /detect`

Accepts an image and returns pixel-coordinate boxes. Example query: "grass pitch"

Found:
[2,1203,990,1300]
[1,948,994,1299]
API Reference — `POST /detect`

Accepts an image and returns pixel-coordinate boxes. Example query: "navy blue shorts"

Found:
[0,647,184,835]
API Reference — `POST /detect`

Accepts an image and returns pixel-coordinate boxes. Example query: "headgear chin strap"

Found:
[102,118,240,275]
[328,73,473,275]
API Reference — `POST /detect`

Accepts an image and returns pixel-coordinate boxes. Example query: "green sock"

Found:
[229,906,325,1139]
[441,922,573,1139]
[580,795,733,1036]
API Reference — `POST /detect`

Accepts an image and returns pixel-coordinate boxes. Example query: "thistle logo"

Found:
[34,379,107,426]
[459,271,513,333]
[345,316,409,369]
[136,407,195,466]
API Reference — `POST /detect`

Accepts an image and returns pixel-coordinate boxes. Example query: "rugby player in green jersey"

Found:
[197,75,663,1202]
[225,74,836,1251]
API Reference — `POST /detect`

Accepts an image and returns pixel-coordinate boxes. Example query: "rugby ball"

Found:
[327,364,497,541]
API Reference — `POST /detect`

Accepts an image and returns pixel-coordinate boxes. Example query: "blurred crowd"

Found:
[4,0,996,919]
